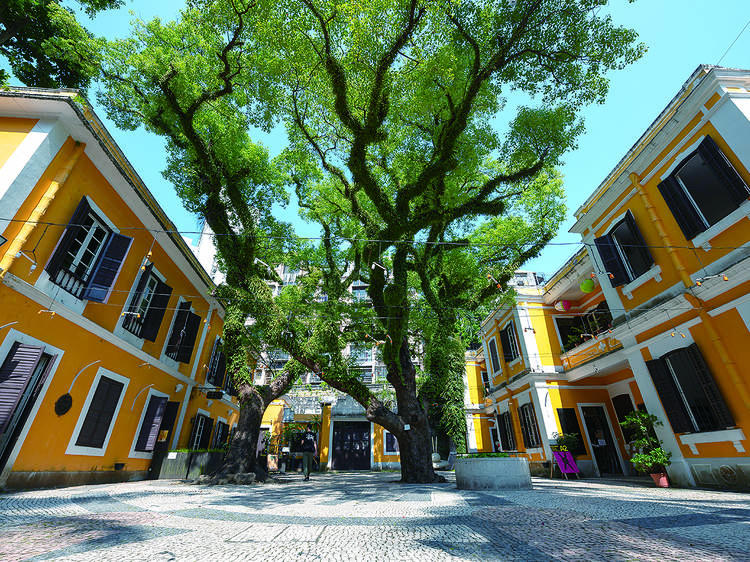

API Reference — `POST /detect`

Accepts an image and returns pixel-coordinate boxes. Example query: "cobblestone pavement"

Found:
[1,472,749,561]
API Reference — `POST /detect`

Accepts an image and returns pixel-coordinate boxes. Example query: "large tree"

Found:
[99,0,304,479]
[270,0,643,481]
[1,0,122,88]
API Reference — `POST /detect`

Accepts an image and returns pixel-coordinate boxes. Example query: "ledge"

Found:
[691,199,750,250]
[622,264,662,300]
[679,428,746,454]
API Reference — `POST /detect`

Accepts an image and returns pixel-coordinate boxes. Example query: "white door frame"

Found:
[577,402,627,477]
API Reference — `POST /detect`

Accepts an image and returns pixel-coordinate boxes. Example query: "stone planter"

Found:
[455,457,532,490]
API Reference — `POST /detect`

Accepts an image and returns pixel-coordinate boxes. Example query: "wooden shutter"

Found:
[517,405,529,449]
[214,352,227,388]
[83,233,133,302]
[645,358,693,434]
[207,339,220,385]
[45,197,91,278]
[499,326,513,362]
[622,210,654,271]
[697,136,750,207]
[166,301,191,357]
[75,376,124,448]
[497,413,511,450]
[657,176,705,240]
[0,343,44,435]
[188,415,203,450]
[176,311,201,364]
[135,395,167,452]
[141,280,172,342]
[682,343,735,429]
[593,234,629,286]
[526,403,541,447]
[488,339,500,373]
[128,263,153,311]
[199,416,214,449]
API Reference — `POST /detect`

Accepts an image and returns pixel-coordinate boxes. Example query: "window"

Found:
[659,136,750,240]
[487,339,500,374]
[188,414,214,450]
[384,430,399,454]
[206,337,227,387]
[212,421,230,449]
[498,322,520,362]
[75,375,125,449]
[352,285,369,302]
[497,411,515,451]
[555,301,612,353]
[45,197,132,301]
[480,370,490,395]
[594,210,654,287]
[134,395,167,452]
[350,344,371,362]
[122,263,173,341]
[165,301,201,364]
[356,368,372,384]
[517,402,541,449]
[646,343,734,434]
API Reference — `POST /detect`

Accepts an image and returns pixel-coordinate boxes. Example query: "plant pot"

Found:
[650,472,669,488]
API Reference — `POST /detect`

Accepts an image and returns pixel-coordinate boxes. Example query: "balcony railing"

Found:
[561,335,623,371]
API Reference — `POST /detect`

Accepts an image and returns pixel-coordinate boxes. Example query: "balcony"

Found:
[561,335,623,371]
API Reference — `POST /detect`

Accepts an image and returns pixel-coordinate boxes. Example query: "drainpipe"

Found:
[0,142,85,280]
[630,173,693,289]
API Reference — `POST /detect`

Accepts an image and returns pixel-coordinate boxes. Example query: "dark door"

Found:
[330,421,370,470]
[0,345,54,472]
[581,406,622,475]
[148,401,180,479]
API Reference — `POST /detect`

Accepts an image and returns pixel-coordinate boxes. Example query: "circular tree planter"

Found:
[455,457,532,490]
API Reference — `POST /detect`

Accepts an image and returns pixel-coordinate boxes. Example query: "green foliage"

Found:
[620,410,672,474]
[552,432,581,455]
[0,0,121,89]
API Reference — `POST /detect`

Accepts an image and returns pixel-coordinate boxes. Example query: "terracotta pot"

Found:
[650,472,669,487]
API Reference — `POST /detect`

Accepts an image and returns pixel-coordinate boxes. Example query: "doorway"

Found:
[330,421,370,470]
[580,405,623,476]
[0,344,55,474]
[148,401,180,479]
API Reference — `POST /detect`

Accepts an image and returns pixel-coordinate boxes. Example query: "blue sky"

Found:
[62,1,750,275]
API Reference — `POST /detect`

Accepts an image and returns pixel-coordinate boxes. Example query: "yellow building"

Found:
[470,65,750,490]
[0,88,238,490]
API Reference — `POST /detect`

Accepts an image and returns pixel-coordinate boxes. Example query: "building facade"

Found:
[0,88,238,490]
[468,65,750,490]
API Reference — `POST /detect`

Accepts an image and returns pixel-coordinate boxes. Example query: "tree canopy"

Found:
[0,0,123,88]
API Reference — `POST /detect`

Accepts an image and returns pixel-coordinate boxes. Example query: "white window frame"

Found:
[189,407,211,450]
[160,296,191,370]
[66,367,129,457]
[114,260,167,347]
[487,336,501,375]
[383,429,399,455]
[128,388,170,459]
[501,321,521,365]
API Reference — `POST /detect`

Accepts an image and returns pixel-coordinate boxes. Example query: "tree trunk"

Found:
[392,408,441,483]
[213,383,269,481]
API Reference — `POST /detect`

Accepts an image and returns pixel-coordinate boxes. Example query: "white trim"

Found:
[382,428,400,455]
[487,336,501,376]
[0,118,64,235]
[65,367,129,457]
[3,272,194,386]
[658,135,707,181]
[679,428,746,455]
[113,259,167,348]
[189,307,213,381]
[212,416,228,449]
[170,385,193,450]
[159,295,186,370]
[128,388,169,460]
[690,199,750,250]
[590,186,638,236]
[0,329,64,485]
[622,265,662,300]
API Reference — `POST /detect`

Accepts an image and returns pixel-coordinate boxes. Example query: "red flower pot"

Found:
[650,472,669,487]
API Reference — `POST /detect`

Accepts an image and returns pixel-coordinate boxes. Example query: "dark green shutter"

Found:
[499,326,513,362]
[645,358,693,434]
[166,301,191,358]
[141,280,172,342]
[658,176,705,240]
[83,233,133,302]
[697,136,750,207]
[199,416,214,449]
[76,376,124,448]
[45,197,91,278]
[488,339,500,373]
[176,311,201,364]
[683,343,735,429]
[0,343,44,435]
[622,210,654,272]
[135,396,167,452]
[593,234,629,286]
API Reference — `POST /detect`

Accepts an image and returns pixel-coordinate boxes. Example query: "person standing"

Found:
[301,423,318,481]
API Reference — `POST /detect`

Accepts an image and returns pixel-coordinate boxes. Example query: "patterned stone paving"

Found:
[0,472,748,561]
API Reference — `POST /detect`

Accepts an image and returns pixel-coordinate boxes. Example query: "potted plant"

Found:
[620,411,672,487]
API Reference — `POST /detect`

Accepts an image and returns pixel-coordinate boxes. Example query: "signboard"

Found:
[552,451,580,474]
[167,452,177,460]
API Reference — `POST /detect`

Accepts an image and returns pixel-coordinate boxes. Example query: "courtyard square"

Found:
[1,472,748,561]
